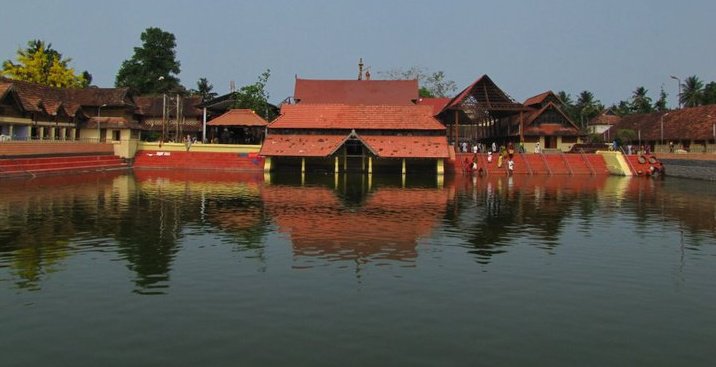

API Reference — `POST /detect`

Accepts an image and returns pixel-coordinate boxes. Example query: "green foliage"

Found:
[115,27,183,94]
[574,90,603,128]
[702,82,716,105]
[615,128,637,145]
[1,39,88,88]
[629,86,653,114]
[233,69,274,120]
[654,87,668,111]
[680,75,704,108]
[192,77,217,102]
[379,66,457,97]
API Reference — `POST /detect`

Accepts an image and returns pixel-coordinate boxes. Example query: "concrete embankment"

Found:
[658,153,716,181]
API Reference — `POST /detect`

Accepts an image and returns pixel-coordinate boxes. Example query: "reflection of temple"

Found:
[261,183,452,263]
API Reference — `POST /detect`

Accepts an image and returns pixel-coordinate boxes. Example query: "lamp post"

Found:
[670,75,681,109]
[97,104,107,143]
[661,112,669,150]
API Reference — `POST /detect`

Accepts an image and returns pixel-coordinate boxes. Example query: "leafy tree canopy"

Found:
[191,77,217,102]
[379,66,457,98]
[115,27,183,94]
[233,69,275,120]
[1,40,89,88]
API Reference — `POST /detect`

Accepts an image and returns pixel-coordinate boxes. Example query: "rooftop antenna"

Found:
[358,58,364,80]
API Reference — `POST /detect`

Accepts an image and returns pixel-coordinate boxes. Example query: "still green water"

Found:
[1,171,715,366]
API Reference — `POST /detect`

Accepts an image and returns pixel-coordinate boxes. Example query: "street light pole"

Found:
[670,75,681,109]
[97,104,107,143]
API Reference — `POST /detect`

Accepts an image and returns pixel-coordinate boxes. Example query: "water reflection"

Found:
[1,171,715,293]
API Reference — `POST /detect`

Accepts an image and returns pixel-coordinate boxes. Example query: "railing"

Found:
[519,151,533,175]
[619,146,637,175]
[579,149,596,175]
[538,153,552,175]
[560,152,573,175]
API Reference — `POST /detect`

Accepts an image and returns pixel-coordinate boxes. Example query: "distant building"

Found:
[517,90,582,151]
[607,105,716,153]
[588,109,621,136]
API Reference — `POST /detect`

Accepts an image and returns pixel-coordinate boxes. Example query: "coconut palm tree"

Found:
[680,75,704,108]
[630,86,653,113]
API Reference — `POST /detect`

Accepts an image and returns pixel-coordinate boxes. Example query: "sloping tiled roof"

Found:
[417,97,451,116]
[0,77,132,116]
[259,133,449,158]
[0,83,12,99]
[84,116,142,129]
[260,134,346,157]
[207,109,269,127]
[589,110,622,126]
[134,95,202,117]
[269,104,445,131]
[361,135,449,158]
[608,105,716,141]
[294,78,418,105]
[520,102,580,136]
[523,90,563,108]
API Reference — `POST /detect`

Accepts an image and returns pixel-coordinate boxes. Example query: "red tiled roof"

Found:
[207,109,269,127]
[0,83,12,99]
[608,105,716,141]
[589,110,622,126]
[260,134,346,157]
[294,78,418,105]
[361,135,449,158]
[417,97,451,116]
[523,90,556,107]
[520,102,580,136]
[0,77,132,116]
[269,104,445,131]
[259,133,449,159]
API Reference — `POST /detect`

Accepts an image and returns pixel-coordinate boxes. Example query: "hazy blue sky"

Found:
[1,0,714,108]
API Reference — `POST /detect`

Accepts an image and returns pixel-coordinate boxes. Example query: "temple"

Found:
[259,78,450,174]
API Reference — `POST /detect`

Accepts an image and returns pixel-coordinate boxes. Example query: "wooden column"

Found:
[454,110,459,149]
[368,156,373,174]
[519,111,524,143]
[401,158,406,175]
[301,157,306,173]
[334,156,339,173]
[263,157,272,172]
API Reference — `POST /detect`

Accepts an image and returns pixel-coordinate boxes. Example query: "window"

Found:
[112,130,121,141]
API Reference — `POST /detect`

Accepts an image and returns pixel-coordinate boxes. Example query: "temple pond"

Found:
[1,171,715,366]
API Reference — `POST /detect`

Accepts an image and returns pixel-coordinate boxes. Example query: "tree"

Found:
[378,66,457,97]
[556,90,577,121]
[2,39,88,88]
[702,82,716,105]
[192,77,217,102]
[115,27,182,94]
[629,86,653,114]
[574,90,603,129]
[233,69,274,120]
[654,86,668,111]
[679,75,704,108]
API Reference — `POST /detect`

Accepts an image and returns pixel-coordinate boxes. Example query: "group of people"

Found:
[463,141,518,175]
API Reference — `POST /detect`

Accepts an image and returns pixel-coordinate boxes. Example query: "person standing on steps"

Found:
[535,142,541,154]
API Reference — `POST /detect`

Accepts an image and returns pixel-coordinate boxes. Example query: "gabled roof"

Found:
[417,97,451,116]
[207,109,269,127]
[293,78,419,105]
[518,102,580,136]
[523,90,564,108]
[443,74,525,112]
[588,109,622,126]
[608,105,716,141]
[268,104,446,131]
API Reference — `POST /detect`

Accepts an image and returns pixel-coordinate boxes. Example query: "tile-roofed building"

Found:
[417,97,451,116]
[511,92,582,151]
[588,109,622,135]
[260,77,449,174]
[206,109,269,144]
[607,105,716,152]
[435,75,528,149]
[133,95,203,141]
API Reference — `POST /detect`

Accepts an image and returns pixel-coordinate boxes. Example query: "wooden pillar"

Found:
[263,157,272,172]
[8,125,13,139]
[454,110,459,148]
[301,157,306,173]
[519,111,525,143]
[368,156,373,174]
[436,158,444,175]
[334,156,339,173]
[401,158,406,175]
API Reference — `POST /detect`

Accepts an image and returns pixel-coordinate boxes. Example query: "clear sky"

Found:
[1,0,714,108]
